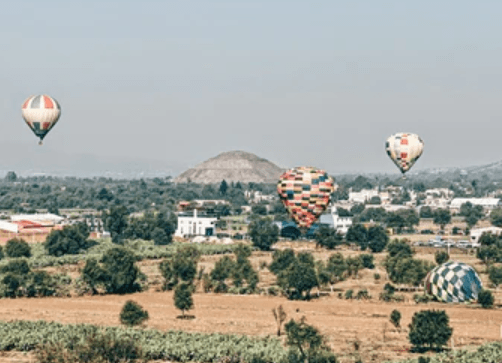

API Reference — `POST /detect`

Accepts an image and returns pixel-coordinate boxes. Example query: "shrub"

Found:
[373,273,381,281]
[120,300,149,326]
[408,310,452,352]
[360,254,375,269]
[356,289,370,300]
[174,283,194,318]
[414,294,433,304]
[478,289,494,309]
[434,251,449,265]
[5,238,31,258]
[0,246,3,260]
[269,249,296,275]
[384,283,395,294]
[390,309,401,328]
[344,289,353,299]
[35,331,143,363]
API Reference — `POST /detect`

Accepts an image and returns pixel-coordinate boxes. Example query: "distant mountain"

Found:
[174,150,285,184]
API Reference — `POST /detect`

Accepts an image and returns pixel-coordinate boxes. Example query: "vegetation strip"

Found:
[384,342,502,363]
[0,320,286,362]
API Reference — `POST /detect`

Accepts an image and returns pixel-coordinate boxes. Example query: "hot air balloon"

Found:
[385,133,424,178]
[277,167,335,231]
[21,95,61,145]
[425,261,482,303]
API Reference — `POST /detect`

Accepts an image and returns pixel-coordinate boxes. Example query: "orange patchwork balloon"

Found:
[277,167,335,230]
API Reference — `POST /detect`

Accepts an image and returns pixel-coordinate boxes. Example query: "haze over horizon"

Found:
[2,1,502,177]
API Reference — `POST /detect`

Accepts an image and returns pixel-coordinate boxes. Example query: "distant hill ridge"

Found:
[174,150,285,184]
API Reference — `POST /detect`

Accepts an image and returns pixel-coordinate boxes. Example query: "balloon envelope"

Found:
[277,167,335,230]
[21,95,61,143]
[425,261,482,303]
[385,133,424,174]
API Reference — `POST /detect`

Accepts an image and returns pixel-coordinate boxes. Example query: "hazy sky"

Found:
[2,1,502,176]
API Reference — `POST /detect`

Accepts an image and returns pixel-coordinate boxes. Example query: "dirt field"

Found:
[1,239,501,363]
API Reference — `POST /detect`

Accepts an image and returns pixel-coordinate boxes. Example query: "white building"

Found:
[319,206,353,234]
[10,213,64,225]
[244,191,276,203]
[470,226,502,246]
[425,188,454,198]
[175,209,218,238]
[450,198,501,213]
[348,188,379,204]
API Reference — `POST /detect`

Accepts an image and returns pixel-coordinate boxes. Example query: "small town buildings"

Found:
[348,188,379,204]
[450,198,501,213]
[175,209,218,238]
[470,226,502,245]
[319,206,353,234]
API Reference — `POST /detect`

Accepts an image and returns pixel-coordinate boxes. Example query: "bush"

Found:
[344,290,353,299]
[120,300,149,326]
[408,310,452,352]
[384,283,395,294]
[356,289,370,300]
[82,259,107,294]
[488,266,502,287]
[0,246,3,260]
[5,238,31,258]
[478,289,494,308]
[390,309,401,328]
[414,294,433,304]
[373,273,380,281]
[360,254,375,269]
[35,331,143,363]
[269,249,296,275]
[434,251,449,265]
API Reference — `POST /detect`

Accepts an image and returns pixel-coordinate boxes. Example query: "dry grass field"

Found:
[1,237,502,363]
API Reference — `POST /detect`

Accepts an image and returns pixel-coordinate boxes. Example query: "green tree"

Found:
[219,180,228,195]
[269,249,296,275]
[174,283,194,318]
[434,251,449,265]
[120,300,149,326]
[251,205,268,216]
[419,206,434,218]
[314,225,343,250]
[433,209,451,231]
[44,223,93,256]
[367,225,389,253]
[350,204,365,215]
[105,205,129,244]
[81,259,107,295]
[284,317,337,363]
[478,289,494,308]
[368,196,381,205]
[159,246,199,290]
[285,262,319,300]
[390,309,401,328]
[345,224,368,249]
[408,310,452,352]
[387,240,414,258]
[490,208,502,227]
[0,246,3,260]
[101,247,140,294]
[249,218,279,251]
[5,171,17,182]
[488,266,502,287]
[151,227,170,245]
[5,238,31,258]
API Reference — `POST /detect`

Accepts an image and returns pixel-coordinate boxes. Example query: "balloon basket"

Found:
[38,140,43,146]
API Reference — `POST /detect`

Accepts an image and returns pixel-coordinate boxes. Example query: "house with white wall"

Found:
[175,209,218,238]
